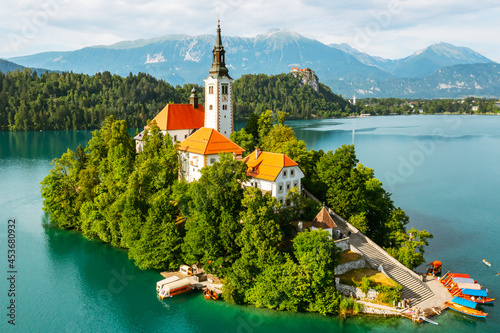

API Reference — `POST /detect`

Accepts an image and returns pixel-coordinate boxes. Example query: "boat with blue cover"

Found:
[452,288,495,304]
[445,297,488,318]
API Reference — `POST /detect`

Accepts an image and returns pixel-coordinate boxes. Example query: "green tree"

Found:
[257,110,273,144]
[230,128,255,154]
[128,190,183,270]
[40,149,81,229]
[182,153,247,274]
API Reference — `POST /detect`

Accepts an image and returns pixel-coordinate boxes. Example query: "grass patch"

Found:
[338,250,362,264]
[338,268,398,288]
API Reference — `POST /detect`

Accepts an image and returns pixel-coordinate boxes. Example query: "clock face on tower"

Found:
[222,95,228,102]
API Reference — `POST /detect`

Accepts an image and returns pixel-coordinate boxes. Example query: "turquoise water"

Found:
[1,116,499,332]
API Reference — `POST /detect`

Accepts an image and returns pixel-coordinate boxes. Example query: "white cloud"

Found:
[0,0,499,61]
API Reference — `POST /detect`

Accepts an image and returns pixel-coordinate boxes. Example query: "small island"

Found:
[40,23,437,318]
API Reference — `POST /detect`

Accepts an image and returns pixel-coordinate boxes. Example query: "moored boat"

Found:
[426,261,442,276]
[419,316,439,325]
[448,273,470,278]
[452,288,495,304]
[483,259,491,267]
[203,288,219,301]
[158,278,193,299]
[444,297,488,318]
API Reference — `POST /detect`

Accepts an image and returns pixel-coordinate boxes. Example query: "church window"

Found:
[209,86,214,94]
[283,170,287,177]
[209,105,213,110]
[221,84,228,95]
[286,184,290,190]
[173,135,177,142]
[222,105,227,110]
[291,169,294,177]
[210,158,216,164]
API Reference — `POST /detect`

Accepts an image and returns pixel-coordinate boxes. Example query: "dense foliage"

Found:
[359,97,500,115]
[233,73,357,121]
[232,111,433,269]
[41,113,432,316]
[41,115,344,315]
[3,68,498,132]
[0,69,203,131]
[314,145,433,269]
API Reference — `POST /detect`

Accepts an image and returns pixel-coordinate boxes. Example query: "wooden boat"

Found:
[455,294,495,304]
[448,273,470,278]
[158,278,193,299]
[419,316,439,325]
[446,282,482,291]
[483,259,491,267]
[426,260,442,276]
[444,297,488,318]
[203,288,219,301]
[440,273,470,285]
[450,277,477,284]
[452,288,495,304]
[203,288,211,300]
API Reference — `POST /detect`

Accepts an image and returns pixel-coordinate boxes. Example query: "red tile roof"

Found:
[177,127,245,155]
[244,149,299,181]
[146,104,205,131]
[311,207,337,229]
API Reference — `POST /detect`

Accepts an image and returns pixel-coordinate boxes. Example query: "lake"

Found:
[1,115,499,332]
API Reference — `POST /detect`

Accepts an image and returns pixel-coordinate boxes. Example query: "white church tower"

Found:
[204,21,234,138]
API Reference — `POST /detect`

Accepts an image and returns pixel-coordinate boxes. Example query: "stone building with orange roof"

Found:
[134,89,204,152]
[243,149,304,206]
[177,127,245,182]
[310,206,338,238]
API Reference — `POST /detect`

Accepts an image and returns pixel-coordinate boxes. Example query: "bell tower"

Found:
[204,21,233,138]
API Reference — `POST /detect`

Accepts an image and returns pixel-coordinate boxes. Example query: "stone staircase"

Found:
[348,235,434,306]
[302,189,435,306]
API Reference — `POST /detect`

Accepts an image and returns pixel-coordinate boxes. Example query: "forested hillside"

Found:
[0,69,203,131]
[233,73,356,121]
[0,69,356,131]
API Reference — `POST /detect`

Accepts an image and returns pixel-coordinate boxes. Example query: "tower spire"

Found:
[209,20,231,79]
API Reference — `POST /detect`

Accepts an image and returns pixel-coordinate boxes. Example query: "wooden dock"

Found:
[159,271,223,295]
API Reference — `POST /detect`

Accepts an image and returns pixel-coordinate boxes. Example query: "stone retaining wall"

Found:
[359,305,400,316]
[336,281,378,299]
[335,258,367,275]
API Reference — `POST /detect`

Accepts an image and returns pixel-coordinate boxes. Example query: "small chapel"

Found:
[134,22,304,202]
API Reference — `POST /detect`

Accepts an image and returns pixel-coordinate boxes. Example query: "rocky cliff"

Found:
[290,68,320,93]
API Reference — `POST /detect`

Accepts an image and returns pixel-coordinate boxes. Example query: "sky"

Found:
[1,0,499,62]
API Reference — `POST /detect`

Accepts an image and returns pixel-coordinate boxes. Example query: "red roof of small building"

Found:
[146,104,205,131]
[311,207,338,229]
[244,149,299,181]
[177,127,245,155]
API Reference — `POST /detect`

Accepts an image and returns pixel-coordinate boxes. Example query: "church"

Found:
[134,22,304,203]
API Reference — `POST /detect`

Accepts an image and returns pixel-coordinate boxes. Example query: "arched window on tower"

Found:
[209,105,213,110]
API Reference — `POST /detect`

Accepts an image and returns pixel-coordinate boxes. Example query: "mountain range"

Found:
[0,59,59,76]
[5,29,499,98]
